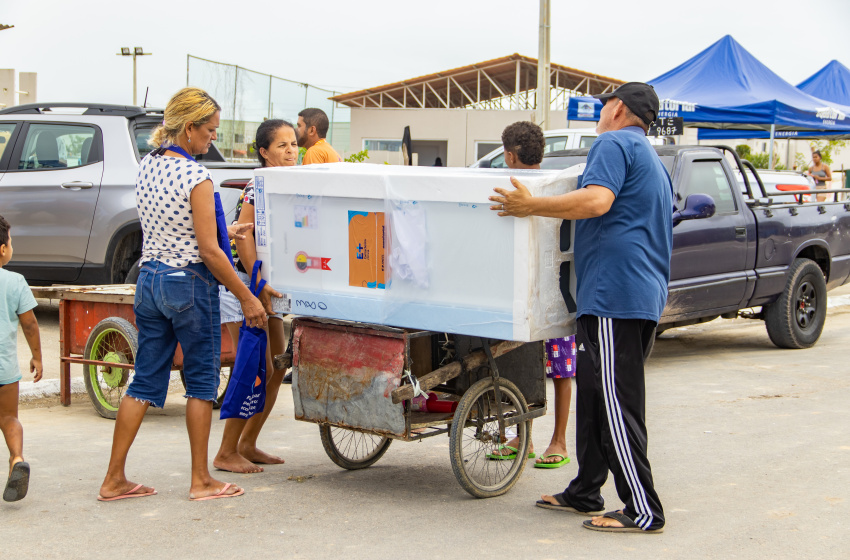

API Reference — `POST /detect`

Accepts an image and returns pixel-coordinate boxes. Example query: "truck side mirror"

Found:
[673,194,715,226]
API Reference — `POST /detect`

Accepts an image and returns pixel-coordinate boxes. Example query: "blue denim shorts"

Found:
[127,260,221,408]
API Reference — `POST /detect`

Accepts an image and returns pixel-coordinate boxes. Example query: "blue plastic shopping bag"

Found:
[220,261,267,420]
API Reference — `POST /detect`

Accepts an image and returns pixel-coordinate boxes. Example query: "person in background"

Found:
[214,119,296,473]
[98,87,268,502]
[297,108,341,164]
[487,121,575,470]
[0,214,42,502]
[807,150,832,202]
[491,83,670,533]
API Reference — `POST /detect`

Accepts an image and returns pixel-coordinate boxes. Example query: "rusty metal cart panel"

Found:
[290,316,547,498]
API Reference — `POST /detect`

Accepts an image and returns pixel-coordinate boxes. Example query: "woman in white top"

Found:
[214,119,298,473]
[98,87,270,502]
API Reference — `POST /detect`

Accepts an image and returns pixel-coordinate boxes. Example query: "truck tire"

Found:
[124,258,142,285]
[109,231,143,284]
[764,258,827,349]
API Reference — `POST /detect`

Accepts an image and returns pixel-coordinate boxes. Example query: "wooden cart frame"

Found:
[32,285,236,418]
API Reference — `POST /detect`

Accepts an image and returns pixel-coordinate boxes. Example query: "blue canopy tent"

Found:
[695,129,849,140]
[797,60,850,106]
[567,36,850,160]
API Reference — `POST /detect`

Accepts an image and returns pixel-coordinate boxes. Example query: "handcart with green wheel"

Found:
[31,285,236,419]
[289,316,547,498]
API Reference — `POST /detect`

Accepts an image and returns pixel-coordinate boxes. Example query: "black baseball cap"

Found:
[594,82,659,126]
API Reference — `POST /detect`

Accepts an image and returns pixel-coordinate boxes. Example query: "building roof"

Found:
[330,53,624,109]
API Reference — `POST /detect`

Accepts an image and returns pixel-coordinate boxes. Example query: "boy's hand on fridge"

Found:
[30,357,43,382]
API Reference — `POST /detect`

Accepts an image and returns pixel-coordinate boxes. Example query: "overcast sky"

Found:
[2,0,849,108]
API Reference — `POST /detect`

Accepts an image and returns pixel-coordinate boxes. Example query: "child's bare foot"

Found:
[9,456,24,475]
[213,451,263,473]
[238,444,285,465]
[188,479,243,501]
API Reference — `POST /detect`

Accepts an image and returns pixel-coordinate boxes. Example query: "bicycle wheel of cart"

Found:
[83,317,138,419]
[450,377,530,498]
[319,425,392,470]
[179,367,231,409]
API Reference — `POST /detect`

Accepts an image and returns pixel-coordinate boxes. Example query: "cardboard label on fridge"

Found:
[348,211,386,289]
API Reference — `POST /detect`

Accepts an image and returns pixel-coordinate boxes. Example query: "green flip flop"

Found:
[487,445,536,460]
[534,453,570,468]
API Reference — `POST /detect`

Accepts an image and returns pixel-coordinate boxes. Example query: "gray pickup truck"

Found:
[542,145,850,348]
[0,103,254,285]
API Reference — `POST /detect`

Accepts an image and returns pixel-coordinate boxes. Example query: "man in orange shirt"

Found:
[297,108,341,164]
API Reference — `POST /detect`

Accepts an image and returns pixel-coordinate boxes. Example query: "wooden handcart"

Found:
[31,285,236,418]
[290,317,547,498]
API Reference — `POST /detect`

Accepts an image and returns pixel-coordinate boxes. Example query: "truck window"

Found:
[0,123,16,162]
[135,126,155,158]
[17,124,98,170]
[678,160,737,214]
[544,136,568,154]
[489,151,507,168]
[578,136,596,148]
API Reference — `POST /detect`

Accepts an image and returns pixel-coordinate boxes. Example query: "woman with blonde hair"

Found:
[98,87,271,502]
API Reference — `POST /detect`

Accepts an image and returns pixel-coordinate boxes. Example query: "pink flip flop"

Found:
[97,483,157,502]
[189,482,245,501]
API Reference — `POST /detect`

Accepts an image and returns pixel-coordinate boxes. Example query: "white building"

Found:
[330,54,624,167]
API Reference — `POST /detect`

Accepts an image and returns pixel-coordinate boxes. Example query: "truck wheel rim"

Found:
[795,281,817,329]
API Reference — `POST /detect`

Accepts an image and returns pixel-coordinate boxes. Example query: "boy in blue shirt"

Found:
[0,214,43,502]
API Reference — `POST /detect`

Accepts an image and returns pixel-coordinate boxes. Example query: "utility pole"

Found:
[535,0,551,129]
[117,47,152,105]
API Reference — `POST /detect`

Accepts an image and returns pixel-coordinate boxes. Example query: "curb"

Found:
[19,372,183,401]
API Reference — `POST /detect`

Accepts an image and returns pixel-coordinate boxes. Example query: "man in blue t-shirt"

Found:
[490,82,671,533]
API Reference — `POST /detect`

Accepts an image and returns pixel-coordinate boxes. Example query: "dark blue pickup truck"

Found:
[542,145,850,349]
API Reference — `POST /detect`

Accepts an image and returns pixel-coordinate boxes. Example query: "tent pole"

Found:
[768,124,776,170]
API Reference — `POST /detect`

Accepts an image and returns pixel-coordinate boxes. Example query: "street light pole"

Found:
[535,0,551,130]
[117,47,152,105]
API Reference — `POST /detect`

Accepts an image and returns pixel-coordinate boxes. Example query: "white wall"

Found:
[348,108,573,167]
[0,69,14,108]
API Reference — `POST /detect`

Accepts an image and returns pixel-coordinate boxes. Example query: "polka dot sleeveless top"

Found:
[136,153,212,267]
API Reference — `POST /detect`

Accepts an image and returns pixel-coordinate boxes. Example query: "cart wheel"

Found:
[179,367,231,410]
[450,377,530,498]
[319,425,392,470]
[83,317,138,420]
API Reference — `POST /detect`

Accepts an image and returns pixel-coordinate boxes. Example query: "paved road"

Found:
[3,290,850,559]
